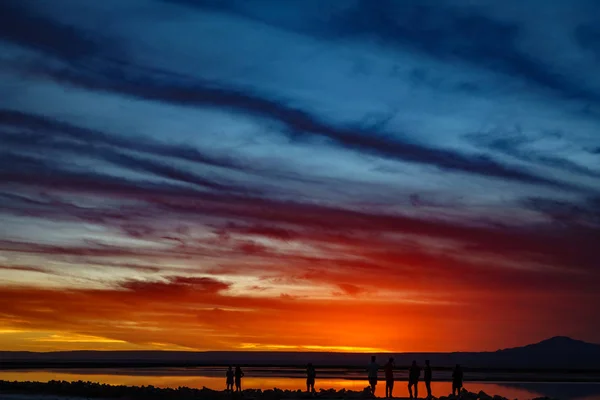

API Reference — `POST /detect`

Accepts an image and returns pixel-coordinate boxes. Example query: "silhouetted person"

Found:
[226,366,234,392]
[424,360,432,399]
[452,364,463,398]
[235,366,244,392]
[305,363,316,393]
[367,355,379,396]
[384,357,395,398]
[408,360,420,399]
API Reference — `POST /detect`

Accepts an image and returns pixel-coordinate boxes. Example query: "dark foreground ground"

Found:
[0,380,560,400]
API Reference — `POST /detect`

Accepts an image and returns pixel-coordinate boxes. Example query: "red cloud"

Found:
[337,283,367,296]
[2,113,600,351]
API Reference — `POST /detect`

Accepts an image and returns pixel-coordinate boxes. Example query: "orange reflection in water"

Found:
[0,370,550,399]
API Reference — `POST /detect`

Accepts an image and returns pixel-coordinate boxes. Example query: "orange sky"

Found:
[1,192,599,352]
[1,270,598,352]
[1,193,599,351]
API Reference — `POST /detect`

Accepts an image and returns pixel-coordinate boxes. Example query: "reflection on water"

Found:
[1,369,600,400]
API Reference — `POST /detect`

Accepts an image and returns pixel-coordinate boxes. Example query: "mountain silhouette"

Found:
[485,336,600,369]
[504,336,597,353]
[2,337,599,370]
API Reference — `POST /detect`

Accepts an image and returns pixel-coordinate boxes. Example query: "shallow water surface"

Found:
[1,368,600,400]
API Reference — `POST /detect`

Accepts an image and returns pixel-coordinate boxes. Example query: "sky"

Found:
[1,0,599,353]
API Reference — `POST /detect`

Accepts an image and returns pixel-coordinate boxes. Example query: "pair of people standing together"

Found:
[368,356,463,399]
[226,366,245,392]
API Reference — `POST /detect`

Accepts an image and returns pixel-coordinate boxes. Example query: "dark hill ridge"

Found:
[2,337,600,370]
[499,336,597,352]
[481,336,600,369]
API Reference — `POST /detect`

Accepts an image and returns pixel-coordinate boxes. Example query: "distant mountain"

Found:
[480,336,600,369]
[2,337,599,370]
[499,336,598,354]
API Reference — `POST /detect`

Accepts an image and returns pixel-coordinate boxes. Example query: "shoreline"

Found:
[2,369,600,383]
[3,364,600,374]
[0,380,559,400]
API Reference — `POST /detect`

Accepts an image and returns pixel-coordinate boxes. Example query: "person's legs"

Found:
[408,383,413,399]
[425,381,431,399]
[415,382,418,399]
[370,379,377,397]
[389,380,394,398]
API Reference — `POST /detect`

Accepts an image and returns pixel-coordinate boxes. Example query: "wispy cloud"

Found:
[0,0,599,351]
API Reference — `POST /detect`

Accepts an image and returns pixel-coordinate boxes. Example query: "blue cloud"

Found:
[0,0,599,310]
[0,0,118,61]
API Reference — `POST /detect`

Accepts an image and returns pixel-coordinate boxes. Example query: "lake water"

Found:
[1,368,600,400]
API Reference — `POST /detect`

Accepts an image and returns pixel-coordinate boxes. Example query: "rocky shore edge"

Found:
[0,380,559,400]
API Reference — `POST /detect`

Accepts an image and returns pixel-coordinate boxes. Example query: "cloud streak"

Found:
[0,0,599,351]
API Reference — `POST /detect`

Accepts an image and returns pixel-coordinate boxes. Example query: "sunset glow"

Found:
[1,0,599,353]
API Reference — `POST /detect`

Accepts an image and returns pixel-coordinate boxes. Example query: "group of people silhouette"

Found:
[225,357,464,399]
[368,356,464,399]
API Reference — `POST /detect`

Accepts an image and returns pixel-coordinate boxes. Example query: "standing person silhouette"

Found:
[306,363,316,394]
[384,357,395,398]
[424,360,432,399]
[367,355,379,396]
[235,366,245,392]
[452,364,463,398]
[226,366,234,392]
[408,360,420,399]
